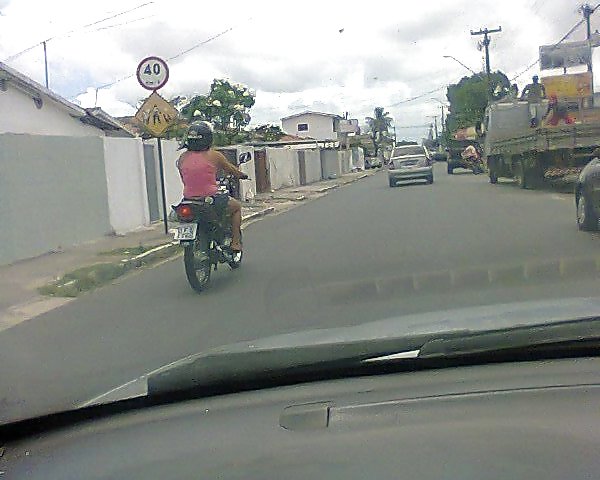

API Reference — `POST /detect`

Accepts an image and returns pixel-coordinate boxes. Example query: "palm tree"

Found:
[366,107,393,157]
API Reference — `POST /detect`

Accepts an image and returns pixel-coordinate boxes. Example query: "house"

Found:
[281,111,342,141]
[0,61,134,137]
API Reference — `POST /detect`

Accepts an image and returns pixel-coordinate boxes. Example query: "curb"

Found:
[241,206,276,222]
[36,174,371,298]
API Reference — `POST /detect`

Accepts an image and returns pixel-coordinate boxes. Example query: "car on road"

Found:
[576,156,600,231]
[388,145,433,187]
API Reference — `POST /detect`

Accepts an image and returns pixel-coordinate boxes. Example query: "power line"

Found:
[388,86,447,107]
[2,2,154,62]
[69,23,241,99]
[510,4,600,82]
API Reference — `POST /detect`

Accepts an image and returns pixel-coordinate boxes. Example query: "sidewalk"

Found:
[0,169,376,331]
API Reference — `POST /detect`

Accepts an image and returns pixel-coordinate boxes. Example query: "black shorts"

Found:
[183,193,229,214]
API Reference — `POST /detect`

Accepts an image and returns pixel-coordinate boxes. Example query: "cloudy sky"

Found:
[1,0,597,140]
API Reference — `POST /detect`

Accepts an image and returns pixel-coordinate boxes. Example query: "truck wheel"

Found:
[577,192,600,231]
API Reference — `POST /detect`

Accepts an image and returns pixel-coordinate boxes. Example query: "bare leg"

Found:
[228,198,242,251]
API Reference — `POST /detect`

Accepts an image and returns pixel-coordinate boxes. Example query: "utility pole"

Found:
[470,26,502,98]
[427,115,439,139]
[582,4,595,72]
[42,41,49,88]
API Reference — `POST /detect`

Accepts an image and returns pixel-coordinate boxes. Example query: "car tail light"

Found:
[176,204,194,222]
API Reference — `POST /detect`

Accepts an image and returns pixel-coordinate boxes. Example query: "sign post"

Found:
[135,57,176,235]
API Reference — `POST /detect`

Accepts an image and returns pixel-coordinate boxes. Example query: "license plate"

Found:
[173,223,198,241]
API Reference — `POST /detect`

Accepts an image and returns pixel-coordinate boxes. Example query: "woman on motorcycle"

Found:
[176,121,248,252]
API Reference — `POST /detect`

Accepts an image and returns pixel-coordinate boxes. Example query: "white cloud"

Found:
[0,0,594,140]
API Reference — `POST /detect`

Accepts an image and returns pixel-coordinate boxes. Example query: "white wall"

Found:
[339,150,352,174]
[103,137,150,234]
[321,149,342,179]
[282,114,338,141]
[352,147,365,170]
[0,134,112,265]
[0,85,103,137]
[144,139,184,219]
[267,147,300,190]
[304,149,322,184]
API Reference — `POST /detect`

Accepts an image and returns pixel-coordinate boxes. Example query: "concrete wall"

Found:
[0,85,103,137]
[0,134,111,265]
[267,147,300,190]
[339,150,352,174]
[145,139,184,218]
[352,147,365,170]
[103,137,150,234]
[321,149,342,179]
[282,114,338,141]
[303,148,322,184]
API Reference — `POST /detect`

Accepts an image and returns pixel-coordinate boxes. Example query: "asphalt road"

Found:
[1,163,599,423]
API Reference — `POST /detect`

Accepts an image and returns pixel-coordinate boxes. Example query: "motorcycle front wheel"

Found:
[183,233,211,293]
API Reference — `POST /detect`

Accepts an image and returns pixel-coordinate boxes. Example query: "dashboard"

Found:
[2,357,600,479]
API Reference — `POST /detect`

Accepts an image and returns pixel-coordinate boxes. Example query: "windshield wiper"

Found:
[147,317,600,398]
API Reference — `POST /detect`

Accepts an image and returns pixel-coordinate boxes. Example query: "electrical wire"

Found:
[511,3,600,82]
[2,2,154,62]
[68,23,241,99]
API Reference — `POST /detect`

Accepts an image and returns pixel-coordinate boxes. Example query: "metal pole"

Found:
[42,41,49,88]
[157,137,169,235]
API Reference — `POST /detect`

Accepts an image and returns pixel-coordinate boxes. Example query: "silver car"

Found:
[388,145,433,187]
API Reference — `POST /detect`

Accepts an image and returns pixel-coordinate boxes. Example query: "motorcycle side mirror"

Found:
[238,152,252,164]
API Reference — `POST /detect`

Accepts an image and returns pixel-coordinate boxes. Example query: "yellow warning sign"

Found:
[135,91,178,137]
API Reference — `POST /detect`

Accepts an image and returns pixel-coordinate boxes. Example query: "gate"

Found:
[298,150,307,185]
[143,143,160,222]
[254,148,271,193]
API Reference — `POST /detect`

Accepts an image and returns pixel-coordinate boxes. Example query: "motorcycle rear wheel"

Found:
[183,233,211,293]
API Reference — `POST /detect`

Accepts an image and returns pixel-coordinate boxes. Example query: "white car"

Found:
[388,144,433,187]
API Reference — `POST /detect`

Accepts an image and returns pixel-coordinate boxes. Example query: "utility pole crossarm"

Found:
[470,26,502,99]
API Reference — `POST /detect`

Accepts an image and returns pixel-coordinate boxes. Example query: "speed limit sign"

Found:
[136,56,169,91]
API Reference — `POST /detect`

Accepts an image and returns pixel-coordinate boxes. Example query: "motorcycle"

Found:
[171,175,242,293]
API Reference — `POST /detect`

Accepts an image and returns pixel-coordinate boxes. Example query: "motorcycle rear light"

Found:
[176,205,194,222]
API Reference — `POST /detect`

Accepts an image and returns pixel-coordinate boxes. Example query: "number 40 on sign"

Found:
[136,56,169,91]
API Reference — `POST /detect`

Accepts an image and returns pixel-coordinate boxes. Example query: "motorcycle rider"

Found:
[461,144,483,173]
[177,121,248,252]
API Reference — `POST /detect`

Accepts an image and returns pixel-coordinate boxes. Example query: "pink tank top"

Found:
[179,151,218,198]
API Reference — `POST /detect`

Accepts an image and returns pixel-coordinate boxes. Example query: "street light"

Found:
[442,55,478,76]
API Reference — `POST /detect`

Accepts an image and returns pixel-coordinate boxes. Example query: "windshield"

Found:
[393,146,425,157]
[1,0,600,426]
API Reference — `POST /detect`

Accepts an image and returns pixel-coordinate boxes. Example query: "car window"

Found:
[393,146,425,157]
[1,0,599,430]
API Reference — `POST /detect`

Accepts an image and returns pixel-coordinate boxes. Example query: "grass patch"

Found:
[38,244,183,297]
[98,245,150,257]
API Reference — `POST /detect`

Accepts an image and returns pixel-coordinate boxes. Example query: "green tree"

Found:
[445,71,510,135]
[251,124,285,142]
[365,107,393,157]
[180,79,256,146]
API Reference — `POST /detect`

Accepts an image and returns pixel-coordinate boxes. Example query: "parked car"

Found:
[576,156,600,231]
[388,145,433,187]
